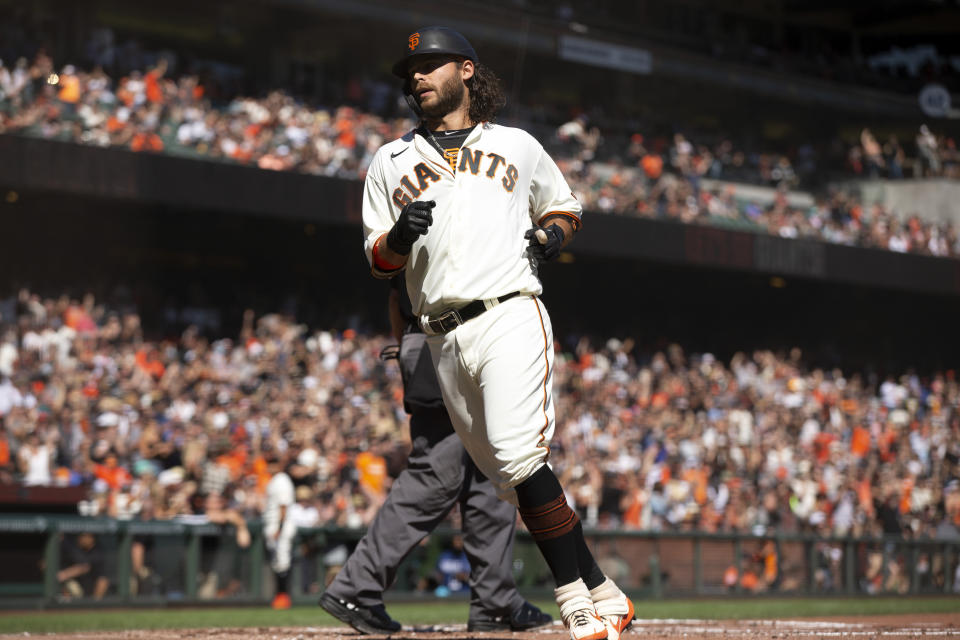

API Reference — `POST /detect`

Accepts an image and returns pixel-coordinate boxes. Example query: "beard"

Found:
[420,72,467,119]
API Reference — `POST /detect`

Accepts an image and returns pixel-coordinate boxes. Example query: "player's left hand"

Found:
[525,224,565,262]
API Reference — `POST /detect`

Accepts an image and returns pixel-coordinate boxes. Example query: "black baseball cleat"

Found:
[467,600,554,631]
[319,592,402,635]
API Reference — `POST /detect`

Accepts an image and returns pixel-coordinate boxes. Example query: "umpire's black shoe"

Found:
[319,592,402,635]
[467,600,553,631]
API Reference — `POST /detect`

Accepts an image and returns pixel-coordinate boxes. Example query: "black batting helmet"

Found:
[392,26,478,78]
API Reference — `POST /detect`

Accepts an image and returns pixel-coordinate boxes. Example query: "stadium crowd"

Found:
[1,288,959,551]
[1,53,958,259]
[555,131,958,257]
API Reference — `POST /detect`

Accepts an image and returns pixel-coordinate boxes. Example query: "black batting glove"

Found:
[524,224,565,263]
[387,200,435,255]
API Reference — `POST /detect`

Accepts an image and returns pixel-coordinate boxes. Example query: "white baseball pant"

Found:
[427,295,555,504]
[265,525,294,573]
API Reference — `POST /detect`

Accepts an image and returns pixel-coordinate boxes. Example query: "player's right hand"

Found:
[387,200,435,255]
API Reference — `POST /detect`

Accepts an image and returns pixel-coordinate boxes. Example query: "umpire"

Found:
[319,278,551,632]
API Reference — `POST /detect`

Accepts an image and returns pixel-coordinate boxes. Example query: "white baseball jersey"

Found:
[263,471,295,535]
[361,123,581,316]
[361,121,582,500]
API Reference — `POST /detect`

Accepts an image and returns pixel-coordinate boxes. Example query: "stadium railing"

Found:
[0,515,956,608]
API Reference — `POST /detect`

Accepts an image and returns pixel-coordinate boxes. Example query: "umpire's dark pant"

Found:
[326,406,523,617]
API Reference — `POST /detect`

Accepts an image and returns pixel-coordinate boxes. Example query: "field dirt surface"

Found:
[5,614,960,640]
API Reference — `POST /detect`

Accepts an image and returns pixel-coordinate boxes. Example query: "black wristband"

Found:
[386,225,413,256]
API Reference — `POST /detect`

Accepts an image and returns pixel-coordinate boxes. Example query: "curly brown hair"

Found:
[466,63,506,124]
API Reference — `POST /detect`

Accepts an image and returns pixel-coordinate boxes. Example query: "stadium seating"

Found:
[1,289,957,542]
[1,54,957,259]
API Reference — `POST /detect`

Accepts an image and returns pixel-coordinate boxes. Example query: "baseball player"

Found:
[263,453,295,609]
[320,277,551,633]
[361,26,634,640]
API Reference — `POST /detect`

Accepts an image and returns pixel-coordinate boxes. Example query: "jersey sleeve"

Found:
[528,145,582,229]
[362,151,403,278]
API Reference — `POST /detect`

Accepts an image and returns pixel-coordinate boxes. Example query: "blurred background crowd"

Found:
[2,289,958,546]
[1,52,958,259]
[2,0,960,604]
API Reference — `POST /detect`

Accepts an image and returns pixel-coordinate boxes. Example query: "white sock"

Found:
[555,578,595,621]
[589,577,628,616]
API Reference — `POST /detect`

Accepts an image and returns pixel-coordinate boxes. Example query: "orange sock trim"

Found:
[520,497,581,541]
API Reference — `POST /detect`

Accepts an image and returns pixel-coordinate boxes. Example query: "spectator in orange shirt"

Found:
[898,477,914,515]
[641,154,663,180]
[135,348,165,379]
[93,454,132,491]
[56,65,81,109]
[144,59,167,104]
[356,449,387,499]
[64,303,96,333]
[878,427,898,463]
[250,454,272,494]
[682,465,709,505]
[105,114,125,133]
[131,130,164,153]
[216,445,248,482]
[812,431,835,464]
[850,425,871,458]
[737,567,760,592]
[758,540,778,588]
[0,425,12,484]
[620,475,644,529]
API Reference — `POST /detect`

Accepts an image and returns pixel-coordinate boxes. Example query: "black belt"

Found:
[423,291,522,335]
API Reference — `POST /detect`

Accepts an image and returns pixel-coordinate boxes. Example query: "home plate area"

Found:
[11,613,960,640]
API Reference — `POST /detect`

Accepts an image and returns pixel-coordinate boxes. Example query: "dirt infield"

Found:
[7,614,959,640]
